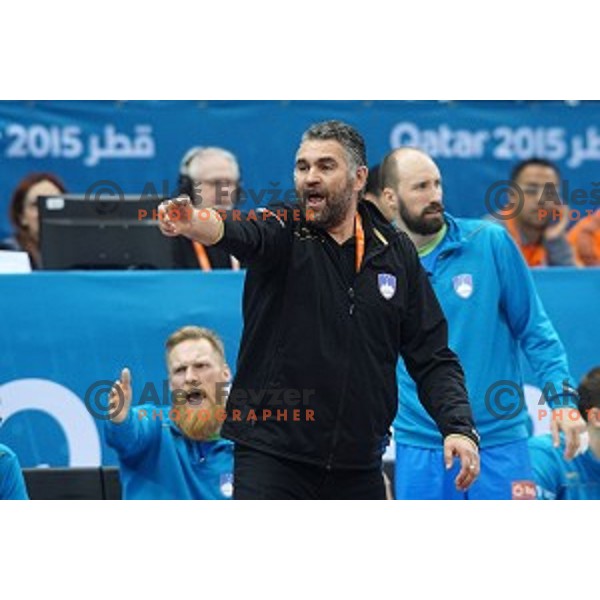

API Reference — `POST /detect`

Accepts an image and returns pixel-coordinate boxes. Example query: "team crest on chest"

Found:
[378,273,397,300]
[452,274,474,299]
[220,473,234,498]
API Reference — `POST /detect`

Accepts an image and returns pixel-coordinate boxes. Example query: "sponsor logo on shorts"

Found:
[511,480,537,500]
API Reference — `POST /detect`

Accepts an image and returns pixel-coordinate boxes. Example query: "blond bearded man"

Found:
[104,326,234,500]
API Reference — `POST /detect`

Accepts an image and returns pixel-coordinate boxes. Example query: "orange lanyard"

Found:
[193,242,240,271]
[355,212,365,273]
[195,219,362,272]
[193,242,212,271]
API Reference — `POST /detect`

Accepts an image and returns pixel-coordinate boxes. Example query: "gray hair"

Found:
[301,120,367,172]
[181,146,240,180]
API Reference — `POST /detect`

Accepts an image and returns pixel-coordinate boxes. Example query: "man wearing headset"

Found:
[174,146,242,270]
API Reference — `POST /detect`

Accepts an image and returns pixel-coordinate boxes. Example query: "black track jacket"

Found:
[215,202,478,469]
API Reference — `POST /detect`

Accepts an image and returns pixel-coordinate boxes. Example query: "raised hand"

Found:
[109,368,133,424]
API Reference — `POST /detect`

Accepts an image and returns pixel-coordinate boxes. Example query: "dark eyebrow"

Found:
[317,157,338,166]
[296,156,338,166]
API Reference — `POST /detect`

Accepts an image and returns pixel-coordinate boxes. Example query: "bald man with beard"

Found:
[380,147,584,499]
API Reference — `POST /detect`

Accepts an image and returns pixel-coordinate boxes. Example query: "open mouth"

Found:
[186,389,206,405]
[305,192,327,208]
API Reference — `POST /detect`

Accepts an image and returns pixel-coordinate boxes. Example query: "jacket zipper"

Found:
[325,242,391,470]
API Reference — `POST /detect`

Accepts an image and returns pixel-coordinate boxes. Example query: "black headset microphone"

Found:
[177,146,205,205]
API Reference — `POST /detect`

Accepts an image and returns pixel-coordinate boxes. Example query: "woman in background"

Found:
[2,172,66,269]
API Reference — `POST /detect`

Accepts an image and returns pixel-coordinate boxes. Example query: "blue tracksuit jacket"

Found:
[105,406,234,500]
[393,215,577,449]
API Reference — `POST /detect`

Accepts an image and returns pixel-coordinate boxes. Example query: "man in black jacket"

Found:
[159,120,480,499]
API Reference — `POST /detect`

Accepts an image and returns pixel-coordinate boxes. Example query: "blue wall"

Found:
[0,269,598,468]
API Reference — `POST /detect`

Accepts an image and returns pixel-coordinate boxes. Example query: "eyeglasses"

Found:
[194,179,239,189]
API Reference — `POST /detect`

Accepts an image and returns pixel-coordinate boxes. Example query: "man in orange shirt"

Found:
[490,159,576,267]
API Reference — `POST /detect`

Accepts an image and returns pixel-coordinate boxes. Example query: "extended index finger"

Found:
[167,195,192,209]
[121,367,131,389]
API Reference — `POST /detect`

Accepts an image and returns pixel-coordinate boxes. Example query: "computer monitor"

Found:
[39,195,179,270]
[23,467,105,500]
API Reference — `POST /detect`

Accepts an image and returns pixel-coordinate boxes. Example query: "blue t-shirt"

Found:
[104,407,234,500]
[0,443,29,500]
[529,434,600,499]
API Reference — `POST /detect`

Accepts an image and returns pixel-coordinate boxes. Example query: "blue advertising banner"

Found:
[0,271,243,467]
[1,100,600,240]
[0,270,598,468]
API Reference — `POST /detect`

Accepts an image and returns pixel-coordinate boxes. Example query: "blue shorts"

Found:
[394,439,535,500]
